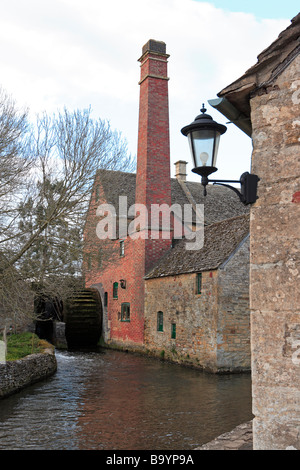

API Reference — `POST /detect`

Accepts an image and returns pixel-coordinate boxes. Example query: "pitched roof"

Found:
[144,214,249,279]
[96,169,248,225]
[217,13,300,118]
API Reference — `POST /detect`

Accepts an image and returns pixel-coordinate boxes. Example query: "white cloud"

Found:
[0,0,290,180]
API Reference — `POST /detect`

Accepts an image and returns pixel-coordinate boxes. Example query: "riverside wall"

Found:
[0,348,57,399]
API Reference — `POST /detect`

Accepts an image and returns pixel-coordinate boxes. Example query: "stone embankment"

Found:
[0,346,57,399]
[196,421,253,450]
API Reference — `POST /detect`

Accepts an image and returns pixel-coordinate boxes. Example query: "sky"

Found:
[0,0,298,182]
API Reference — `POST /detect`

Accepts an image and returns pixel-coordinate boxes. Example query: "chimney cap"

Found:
[142,39,167,55]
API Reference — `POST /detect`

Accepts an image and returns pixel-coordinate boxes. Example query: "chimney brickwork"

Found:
[135,40,173,273]
[84,40,173,348]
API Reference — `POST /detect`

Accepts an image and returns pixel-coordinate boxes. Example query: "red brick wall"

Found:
[85,237,145,346]
[84,174,145,346]
[84,41,173,348]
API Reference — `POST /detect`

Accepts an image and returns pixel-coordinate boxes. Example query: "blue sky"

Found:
[0,0,298,181]
[203,0,299,19]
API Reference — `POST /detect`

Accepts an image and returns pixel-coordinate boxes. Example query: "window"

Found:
[121,303,130,322]
[87,253,92,270]
[113,282,118,299]
[157,311,163,332]
[171,323,176,339]
[95,185,100,202]
[104,292,108,307]
[196,273,202,294]
[120,240,125,257]
[98,248,102,268]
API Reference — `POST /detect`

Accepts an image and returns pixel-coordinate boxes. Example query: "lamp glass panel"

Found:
[188,129,220,168]
[213,133,220,167]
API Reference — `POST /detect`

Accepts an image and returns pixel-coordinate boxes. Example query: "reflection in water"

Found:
[0,350,252,450]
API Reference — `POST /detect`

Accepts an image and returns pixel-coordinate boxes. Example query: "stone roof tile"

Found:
[144,214,250,279]
[96,169,248,225]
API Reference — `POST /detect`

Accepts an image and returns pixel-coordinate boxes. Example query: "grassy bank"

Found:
[0,332,52,361]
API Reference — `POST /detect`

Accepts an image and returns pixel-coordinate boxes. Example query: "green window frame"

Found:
[113,282,118,299]
[196,273,202,295]
[157,311,163,332]
[120,240,125,257]
[98,248,102,268]
[87,253,92,270]
[121,302,130,322]
[171,323,176,339]
[95,185,100,202]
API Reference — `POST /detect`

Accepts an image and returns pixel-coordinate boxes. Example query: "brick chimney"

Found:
[135,39,172,273]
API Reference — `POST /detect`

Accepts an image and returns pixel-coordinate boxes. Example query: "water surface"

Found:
[0,349,252,450]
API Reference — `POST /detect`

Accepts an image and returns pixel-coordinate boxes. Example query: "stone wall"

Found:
[217,236,251,371]
[0,349,57,399]
[53,322,68,349]
[144,239,250,373]
[144,271,218,371]
[249,55,300,449]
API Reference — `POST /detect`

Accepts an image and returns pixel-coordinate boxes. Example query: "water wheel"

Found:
[64,288,102,350]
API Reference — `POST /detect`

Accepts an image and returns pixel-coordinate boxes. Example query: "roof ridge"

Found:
[96,168,135,176]
[205,212,249,227]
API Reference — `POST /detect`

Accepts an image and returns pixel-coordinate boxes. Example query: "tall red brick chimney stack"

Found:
[135,39,173,273]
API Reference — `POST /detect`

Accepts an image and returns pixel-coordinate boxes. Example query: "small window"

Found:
[121,303,130,322]
[95,185,100,202]
[98,248,102,268]
[171,323,176,339]
[113,282,118,299]
[157,311,163,332]
[87,253,92,270]
[120,240,125,257]
[196,273,202,295]
[104,292,108,307]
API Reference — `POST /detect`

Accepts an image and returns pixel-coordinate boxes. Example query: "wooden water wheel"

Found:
[64,288,102,350]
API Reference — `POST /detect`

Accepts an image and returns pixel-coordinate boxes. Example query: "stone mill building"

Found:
[84,39,250,373]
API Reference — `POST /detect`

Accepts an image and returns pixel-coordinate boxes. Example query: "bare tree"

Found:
[0,99,135,327]
[2,107,134,269]
[0,88,34,329]
[0,87,32,245]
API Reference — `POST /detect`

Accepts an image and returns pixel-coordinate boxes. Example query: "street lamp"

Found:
[181,104,259,204]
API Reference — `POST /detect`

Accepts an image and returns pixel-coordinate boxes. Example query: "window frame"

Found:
[121,302,130,322]
[87,253,92,270]
[171,323,176,339]
[98,248,102,268]
[157,311,163,332]
[95,185,100,202]
[120,240,125,257]
[113,282,118,299]
[196,272,202,295]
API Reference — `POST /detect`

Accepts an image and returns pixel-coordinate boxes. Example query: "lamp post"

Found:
[181,104,259,204]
